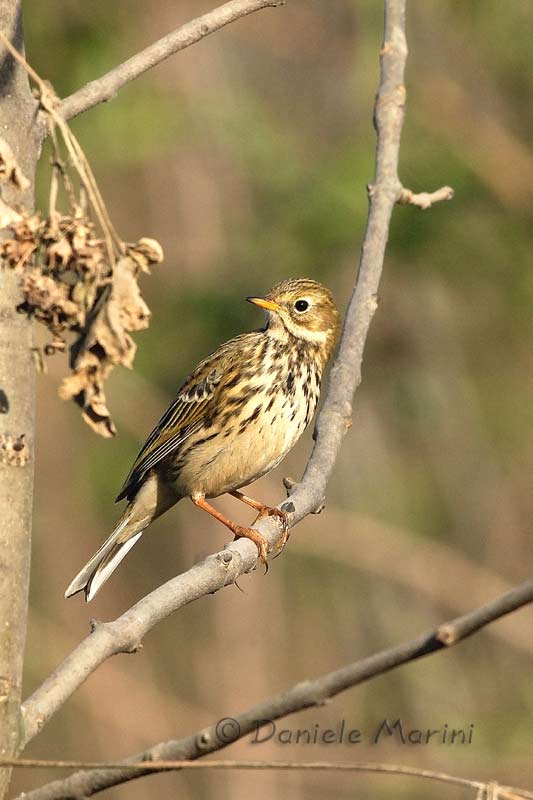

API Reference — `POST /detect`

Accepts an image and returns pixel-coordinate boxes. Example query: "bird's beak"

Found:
[246,296,282,313]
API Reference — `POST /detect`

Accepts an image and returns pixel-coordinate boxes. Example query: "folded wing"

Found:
[116,332,258,502]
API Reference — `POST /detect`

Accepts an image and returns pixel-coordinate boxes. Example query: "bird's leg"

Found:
[230,490,290,551]
[191,496,270,568]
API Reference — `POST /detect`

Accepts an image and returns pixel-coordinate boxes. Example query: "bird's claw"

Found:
[252,506,290,555]
[233,525,270,574]
[277,510,290,551]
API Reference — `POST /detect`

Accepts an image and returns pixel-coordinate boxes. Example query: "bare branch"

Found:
[20,0,419,747]
[7,759,533,800]
[287,0,408,515]
[0,758,487,789]
[16,580,533,799]
[58,0,285,122]
[21,539,264,746]
[397,185,454,209]
[0,758,495,790]
[8,762,533,800]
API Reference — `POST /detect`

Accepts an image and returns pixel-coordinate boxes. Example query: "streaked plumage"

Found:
[66,278,339,601]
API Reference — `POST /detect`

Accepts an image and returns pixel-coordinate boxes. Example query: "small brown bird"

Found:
[66,278,339,601]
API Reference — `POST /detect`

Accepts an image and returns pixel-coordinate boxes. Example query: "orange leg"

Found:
[191,495,270,567]
[230,490,290,551]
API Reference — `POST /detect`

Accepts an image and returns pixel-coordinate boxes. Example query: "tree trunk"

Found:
[0,3,39,797]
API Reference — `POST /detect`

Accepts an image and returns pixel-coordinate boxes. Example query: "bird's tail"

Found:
[64,507,145,602]
[65,474,178,602]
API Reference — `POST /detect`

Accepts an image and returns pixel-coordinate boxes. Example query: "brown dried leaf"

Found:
[0,214,41,269]
[61,252,154,436]
[0,198,23,229]
[59,367,116,439]
[114,254,152,335]
[0,138,30,191]
[1,237,35,269]
[0,81,163,438]
[71,221,92,252]
[47,236,73,266]
[0,172,163,437]
[128,237,164,273]
[21,269,80,323]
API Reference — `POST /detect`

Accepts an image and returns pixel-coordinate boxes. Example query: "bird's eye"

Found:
[294,299,310,313]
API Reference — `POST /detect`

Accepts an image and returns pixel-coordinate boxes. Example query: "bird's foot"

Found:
[233,525,270,573]
[229,490,290,555]
[252,506,290,553]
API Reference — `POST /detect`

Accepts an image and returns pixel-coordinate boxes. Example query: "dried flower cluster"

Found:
[0,136,164,437]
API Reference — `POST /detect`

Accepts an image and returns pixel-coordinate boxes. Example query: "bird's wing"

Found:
[116,367,221,501]
[116,332,259,501]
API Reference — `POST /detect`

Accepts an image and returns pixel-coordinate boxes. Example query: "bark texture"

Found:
[0,3,39,798]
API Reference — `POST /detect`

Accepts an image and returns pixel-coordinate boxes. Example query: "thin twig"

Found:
[58,0,285,122]
[0,758,486,782]
[398,184,454,209]
[16,579,533,799]
[5,758,533,800]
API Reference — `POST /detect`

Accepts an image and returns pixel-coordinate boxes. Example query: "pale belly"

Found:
[173,384,318,499]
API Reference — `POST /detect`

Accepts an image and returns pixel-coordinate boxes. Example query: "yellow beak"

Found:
[246,296,282,313]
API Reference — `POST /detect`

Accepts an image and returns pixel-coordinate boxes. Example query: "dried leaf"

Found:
[0,198,23,229]
[59,367,116,438]
[0,214,41,269]
[47,236,73,266]
[21,268,80,325]
[60,251,157,436]
[128,237,164,272]
[0,54,164,437]
[71,221,92,252]
[0,138,30,191]
[0,143,164,436]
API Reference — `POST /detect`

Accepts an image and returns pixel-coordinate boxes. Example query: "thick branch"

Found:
[0,5,40,799]
[59,0,284,121]
[16,580,533,799]
[20,0,415,747]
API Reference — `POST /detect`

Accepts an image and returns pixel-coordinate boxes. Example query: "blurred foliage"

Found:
[16,2,533,800]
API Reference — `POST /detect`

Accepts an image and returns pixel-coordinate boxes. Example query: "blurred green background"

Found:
[15,1,533,798]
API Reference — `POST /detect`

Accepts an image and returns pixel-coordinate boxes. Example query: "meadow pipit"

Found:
[66,278,340,601]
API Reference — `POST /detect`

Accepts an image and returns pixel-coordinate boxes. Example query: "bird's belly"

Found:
[174,389,316,499]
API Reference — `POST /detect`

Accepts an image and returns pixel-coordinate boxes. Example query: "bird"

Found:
[65,278,340,602]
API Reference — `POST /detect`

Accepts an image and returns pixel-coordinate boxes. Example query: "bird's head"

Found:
[247,278,340,355]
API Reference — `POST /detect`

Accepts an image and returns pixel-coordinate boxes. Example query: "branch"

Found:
[0,5,40,798]
[15,580,533,799]
[286,0,409,514]
[0,759,506,792]
[7,763,533,800]
[58,0,285,121]
[397,184,454,209]
[20,0,453,750]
